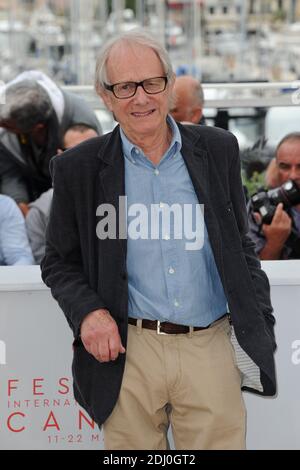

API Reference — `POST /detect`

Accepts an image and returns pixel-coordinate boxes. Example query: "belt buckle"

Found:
[157,320,168,335]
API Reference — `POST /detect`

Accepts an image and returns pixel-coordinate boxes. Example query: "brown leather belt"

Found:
[128,314,228,335]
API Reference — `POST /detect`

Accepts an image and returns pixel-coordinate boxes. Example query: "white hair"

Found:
[95,29,174,94]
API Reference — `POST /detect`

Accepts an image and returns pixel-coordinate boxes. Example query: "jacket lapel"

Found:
[180,126,209,205]
[97,126,127,259]
[180,124,222,267]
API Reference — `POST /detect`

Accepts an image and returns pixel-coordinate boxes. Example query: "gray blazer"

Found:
[41,123,276,426]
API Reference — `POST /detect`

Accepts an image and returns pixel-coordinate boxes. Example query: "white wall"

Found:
[0,262,299,449]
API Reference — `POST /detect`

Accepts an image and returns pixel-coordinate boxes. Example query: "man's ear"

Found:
[168,75,177,111]
[98,88,113,113]
[168,73,176,93]
[191,107,203,125]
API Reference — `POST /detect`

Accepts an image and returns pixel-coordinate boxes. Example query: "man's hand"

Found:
[255,203,292,260]
[80,309,126,362]
[262,203,292,244]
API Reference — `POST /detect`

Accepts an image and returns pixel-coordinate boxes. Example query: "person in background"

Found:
[0,194,34,265]
[265,157,281,189]
[170,75,205,125]
[0,71,102,215]
[61,124,99,151]
[248,132,300,259]
[26,124,98,264]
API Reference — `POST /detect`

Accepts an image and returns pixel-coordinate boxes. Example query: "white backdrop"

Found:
[0,262,299,450]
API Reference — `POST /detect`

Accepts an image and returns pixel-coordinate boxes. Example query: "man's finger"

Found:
[97,339,111,362]
[108,337,126,360]
[253,212,262,225]
[272,203,284,221]
[90,342,100,361]
[108,338,120,361]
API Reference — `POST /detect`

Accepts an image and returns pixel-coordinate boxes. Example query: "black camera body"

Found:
[251,180,300,225]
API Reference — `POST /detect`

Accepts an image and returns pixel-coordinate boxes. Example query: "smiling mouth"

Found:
[131,110,155,117]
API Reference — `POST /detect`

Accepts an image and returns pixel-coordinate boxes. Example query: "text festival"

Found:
[3,377,96,432]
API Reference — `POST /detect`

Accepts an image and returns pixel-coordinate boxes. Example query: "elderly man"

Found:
[41,30,276,450]
[170,75,204,124]
[248,132,300,259]
[0,71,102,212]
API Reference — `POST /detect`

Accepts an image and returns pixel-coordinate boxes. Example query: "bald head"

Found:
[170,75,204,124]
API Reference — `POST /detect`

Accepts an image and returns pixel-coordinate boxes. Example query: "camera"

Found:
[250,180,300,225]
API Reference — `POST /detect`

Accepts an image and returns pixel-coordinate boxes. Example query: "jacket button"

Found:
[120,272,127,280]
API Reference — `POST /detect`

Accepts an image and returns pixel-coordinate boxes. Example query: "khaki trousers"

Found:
[103,317,246,450]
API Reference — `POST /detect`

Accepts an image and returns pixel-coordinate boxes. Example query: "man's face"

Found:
[0,119,45,137]
[63,128,98,149]
[170,78,202,124]
[170,90,192,123]
[276,140,300,188]
[100,42,174,141]
[0,119,23,134]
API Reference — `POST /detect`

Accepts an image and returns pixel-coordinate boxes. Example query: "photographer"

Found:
[248,133,300,260]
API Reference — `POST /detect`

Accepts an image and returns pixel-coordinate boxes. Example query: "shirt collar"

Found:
[120,114,182,165]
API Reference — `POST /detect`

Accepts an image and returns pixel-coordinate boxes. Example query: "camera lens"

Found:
[251,180,300,225]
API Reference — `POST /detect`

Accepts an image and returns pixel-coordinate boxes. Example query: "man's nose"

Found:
[133,85,149,103]
[289,166,300,181]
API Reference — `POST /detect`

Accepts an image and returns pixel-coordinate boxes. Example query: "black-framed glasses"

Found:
[104,76,168,99]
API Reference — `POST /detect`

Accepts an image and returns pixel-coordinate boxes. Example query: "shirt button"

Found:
[154,169,159,176]
[134,148,139,154]
[174,300,180,307]
[164,234,170,240]
[168,267,175,274]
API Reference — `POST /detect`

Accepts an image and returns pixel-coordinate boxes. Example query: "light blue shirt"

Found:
[0,195,35,266]
[120,116,227,327]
